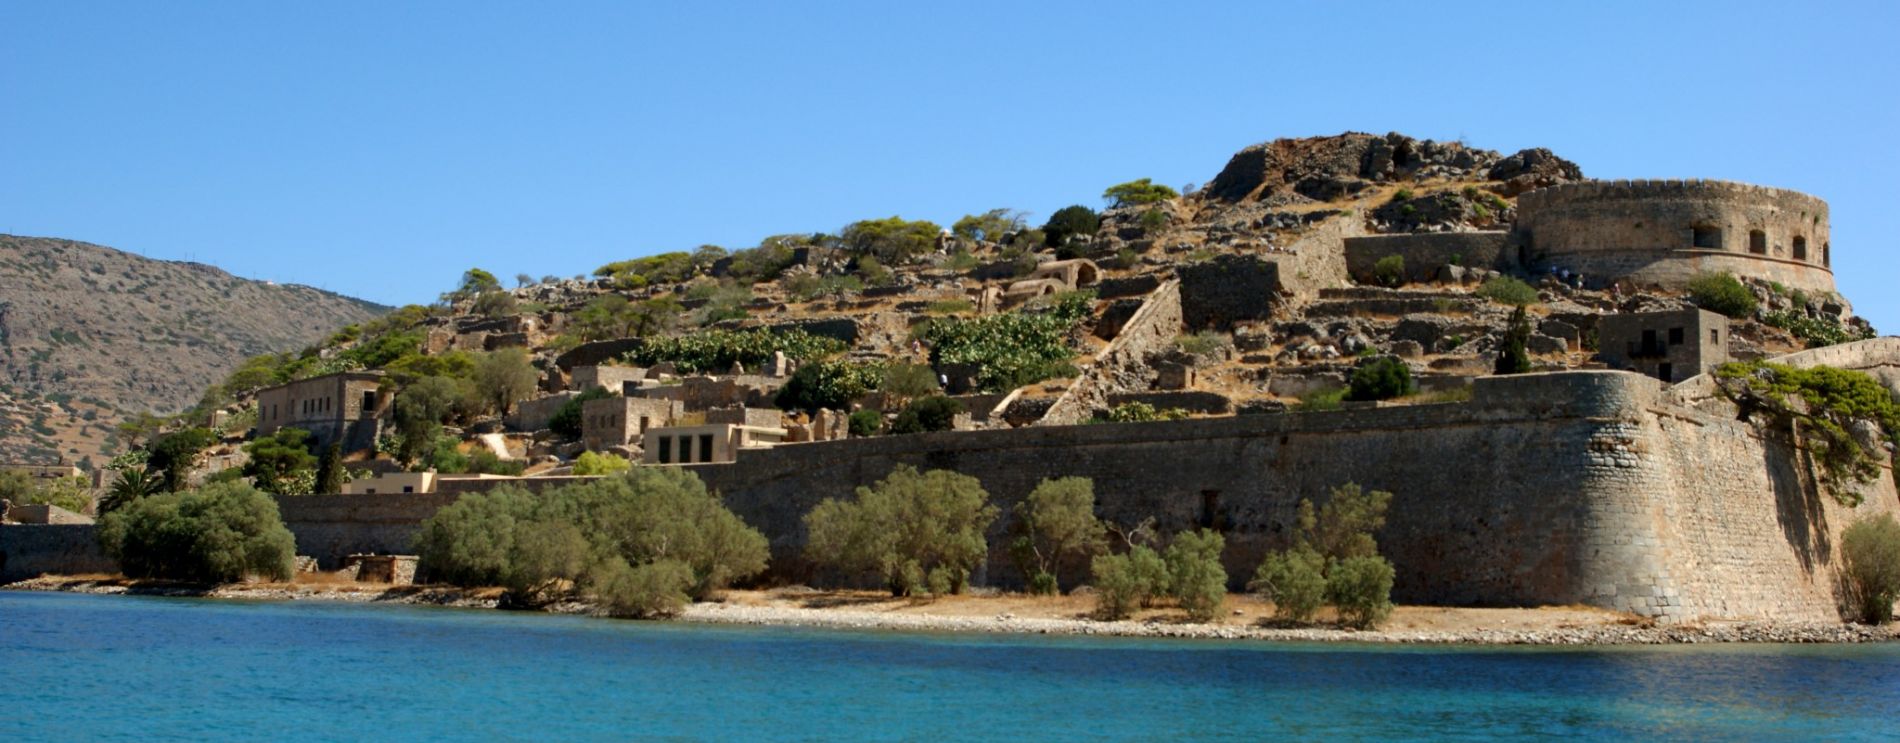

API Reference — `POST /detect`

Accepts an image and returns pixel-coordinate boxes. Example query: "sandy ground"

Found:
[11,575,1895,645]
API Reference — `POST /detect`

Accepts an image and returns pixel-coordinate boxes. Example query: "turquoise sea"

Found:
[2,591,1897,741]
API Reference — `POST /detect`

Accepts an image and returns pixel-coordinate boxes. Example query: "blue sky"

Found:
[4,2,1896,328]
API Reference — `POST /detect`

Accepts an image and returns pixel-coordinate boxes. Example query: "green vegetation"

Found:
[628,327,845,375]
[1347,357,1413,402]
[889,396,964,434]
[1373,255,1406,288]
[1137,208,1170,235]
[1165,529,1228,621]
[243,427,317,496]
[1007,477,1107,594]
[847,409,883,437]
[572,451,633,476]
[774,359,883,412]
[413,468,768,617]
[918,291,1091,392]
[880,362,941,404]
[147,427,217,494]
[1686,272,1757,319]
[472,290,518,319]
[1494,306,1533,375]
[1298,387,1347,412]
[1102,178,1179,208]
[472,347,539,417]
[595,252,696,289]
[1041,205,1101,247]
[98,481,297,583]
[1099,401,1189,423]
[549,387,616,439]
[839,216,943,264]
[569,295,681,342]
[1090,545,1169,620]
[927,299,975,315]
[392,376,469,467]
[1249,483,1396,627]
[1841,514,1900,624]
[1475,276,1539,307]
[442,268,502,304]
[1762,308,1874,349]
[804,465,998,596]
[1714,362,1900,504]
[1175,330,1229,359]
[315,443,345,495]
[1391,188,1414,202]
[0,470,92,514]
[951,209,1028,243]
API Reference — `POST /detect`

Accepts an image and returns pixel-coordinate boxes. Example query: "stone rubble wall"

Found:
[1039,280,1183,426]
[0,525,114,582]
[1343,232,1513,284]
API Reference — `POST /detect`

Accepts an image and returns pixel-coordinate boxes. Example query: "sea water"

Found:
[2,591,1896,741]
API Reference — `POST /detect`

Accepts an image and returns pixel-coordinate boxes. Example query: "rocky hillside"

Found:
[0,235,387,466]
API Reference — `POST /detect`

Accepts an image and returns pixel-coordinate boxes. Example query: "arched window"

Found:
[1823,242,1831,267]
[1748,230,1767,255]
[1793,236,1808,261]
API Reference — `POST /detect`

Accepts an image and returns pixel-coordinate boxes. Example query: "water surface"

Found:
[2,591,1896,741]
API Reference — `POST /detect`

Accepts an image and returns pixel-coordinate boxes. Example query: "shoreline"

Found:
[8,576,1896,646]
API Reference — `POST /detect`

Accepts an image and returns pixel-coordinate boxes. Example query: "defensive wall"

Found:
[1513,179,1835,294]
[1342,232,1513,285]
[0,525,114,583]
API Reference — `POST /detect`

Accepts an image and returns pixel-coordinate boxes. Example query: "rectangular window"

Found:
[1668,327,1684,345]
[1748,230,1767,255]
[700,434,716,462]
[1711,329,1719,344]
[1692,226,1721,249]
[658,437,673,464]
[402,486,414,493]
[363,391,376,412]
[1658,363,1674,382]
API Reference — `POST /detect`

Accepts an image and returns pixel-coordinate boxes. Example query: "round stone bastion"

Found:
[1513,179,1834,295]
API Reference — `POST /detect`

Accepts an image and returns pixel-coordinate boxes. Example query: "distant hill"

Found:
[0,234,387,467]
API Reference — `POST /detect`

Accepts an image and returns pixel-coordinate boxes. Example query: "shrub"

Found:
[1346,357,1413,402]
[1687,272,1757,318]
[1372,255,1406,288]
[472,290,518,319]
[1762,308,1874,349]
[1102,178,1179,208]
[466,450,525,476]
[1138,208,1170,235]
[803,465,997,596]
[1714,362,1900,503]
[97,481,297,583]
[1841,514,1900,624]
[1042,205,1101,247]
[1165,529,1228,622]
[595,252,695,287]
[918,291,1091,392]
[243,427,317,496]
[1298,387,1347,412]
[1175,330,1229,359]
[549,387,616,438]
[1327,555,1396,628]
[1091,545,1169,620]
[0,470,92,514]
[1248,546,1326,622]
[951,208,1028,243]
[839,216,943,264]
[1495,306,1533,375]
[1099,401,1189,423]
[1008,477,1106,593]
[472,347,539,417]
[573,451,632,476]
[927,299,975,315]
[414,468,768,611]
[147,427,217,494]
[630,327,845,375]
[848,409,883,437]
[889,396,965,435]
[1391,188,1414,202]
[881,363,941,403]
[775,359,883,412]
[1476,276,1539,307]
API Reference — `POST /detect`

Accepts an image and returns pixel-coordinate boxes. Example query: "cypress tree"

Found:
[1495,306,1533,375]
[316,443,345,495]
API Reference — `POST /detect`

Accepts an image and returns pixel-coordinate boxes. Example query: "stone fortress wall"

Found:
[1513,179,1836,294]
[267,368,1898,623]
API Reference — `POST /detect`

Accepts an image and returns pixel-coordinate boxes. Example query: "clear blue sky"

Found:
[4,2,1896,328]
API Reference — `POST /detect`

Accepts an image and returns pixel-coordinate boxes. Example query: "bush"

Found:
[97,481,297,583]
[848,409,883,437]
[549,387,616,439]
[1372,255,1406,288]
[1762,308,1874,349]
[473,348,540,417]
[1495,305,1533,375]
[1042,205,1101,247]
[1841,514,1900,624]
[1008,477,1106,593]
[595,252,696,287]
[1102,178,1179,208]
[0,470,92,514]
[1298,387,1347,412]
[918,291,1091,392]
[1175,331,1229,359]
[1248,547,1326,622]
[1346,357,1413,402]
[1475,276,1539,307]
[573,451,631,476]
[839,216,943,265]
[243,427,317,496]
[1091,545,1169,620]
[803,465,997,596]
[889,396,964,434]
[1714,362,1900,503]
[775,359,883,412]
[414,468,769,612]
[1099,401,1189,423]
[1138,208,1170,235]
[147,427,217,494]
[629,327,845,375]
[1165,529,1228,622]
[1687,272,1757,319]
[1327,555,1396,628]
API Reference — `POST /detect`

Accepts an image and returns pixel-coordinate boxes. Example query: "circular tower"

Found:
[1513,179,1834,294]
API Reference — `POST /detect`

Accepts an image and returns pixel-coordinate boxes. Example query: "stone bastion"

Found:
[1513,179,1835,295]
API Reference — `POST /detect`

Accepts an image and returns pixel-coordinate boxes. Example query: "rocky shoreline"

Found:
[9,577,1895,646]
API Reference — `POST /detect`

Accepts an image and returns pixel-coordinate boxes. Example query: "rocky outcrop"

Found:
[1487,147,1585,196]
[1205,132,1509,205]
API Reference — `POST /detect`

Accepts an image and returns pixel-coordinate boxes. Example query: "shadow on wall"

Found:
[1765,434,1831,574]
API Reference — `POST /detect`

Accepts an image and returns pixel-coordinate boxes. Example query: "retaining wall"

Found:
[1343,232,1513,284]
[0,525,114,582]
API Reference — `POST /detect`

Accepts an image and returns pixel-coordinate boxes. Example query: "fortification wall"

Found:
[277,493,461,569]
[1040,280,1182,426]
[1343,232,1513,284]
[0,525,114,582]
[1514,179,1835,294]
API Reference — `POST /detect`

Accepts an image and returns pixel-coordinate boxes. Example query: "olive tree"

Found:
[804,465,997,596]
[1008,477,1106,593]
[97,481,297,582]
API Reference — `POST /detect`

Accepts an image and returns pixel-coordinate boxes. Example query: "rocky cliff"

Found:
[0,235,386,466]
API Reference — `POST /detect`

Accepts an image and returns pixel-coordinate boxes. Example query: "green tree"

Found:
[1102,178,1179,208]
[951,208,1028,243]
[1251,483,1398,627]
[1042,205,1100,247]
[442,268,503,304]
[573,451,632,476]
[1165,529,1228,622]
[550,387,616,438]
[99,466,163,514]
[804,465,997,596]
[0,471,92,514]
[889,396,965,435]
[1476,276,1539,307]
[147,427,217,493]
[1494,306,1533,375]
[1327,555,1395,628]
[775,360,880,412]
[393,377,465,467]
[1687,272,1758,319]
[473,348,540,417]
[1841,514,1900,624]
[472,290,519,319]
[1347,357,1414,402]
[1007,477,1107,593]
[1090,545,1169,620]
[243,427,318,496]
[97,481,297,583]
[881,363,941,405]
[1248,546,1326,622]
[315,443,345,495]
[839,216,943,264]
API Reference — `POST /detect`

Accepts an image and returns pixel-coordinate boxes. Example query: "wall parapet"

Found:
[1517,179,1828,213]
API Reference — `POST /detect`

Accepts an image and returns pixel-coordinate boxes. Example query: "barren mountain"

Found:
[0,235,386,466]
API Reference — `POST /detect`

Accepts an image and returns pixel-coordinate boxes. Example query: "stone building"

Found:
[1596,308,1730,383]
[581,396,685,452]
[253,372,390,452]
[642,422,786,465]
[569,365,648,394]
